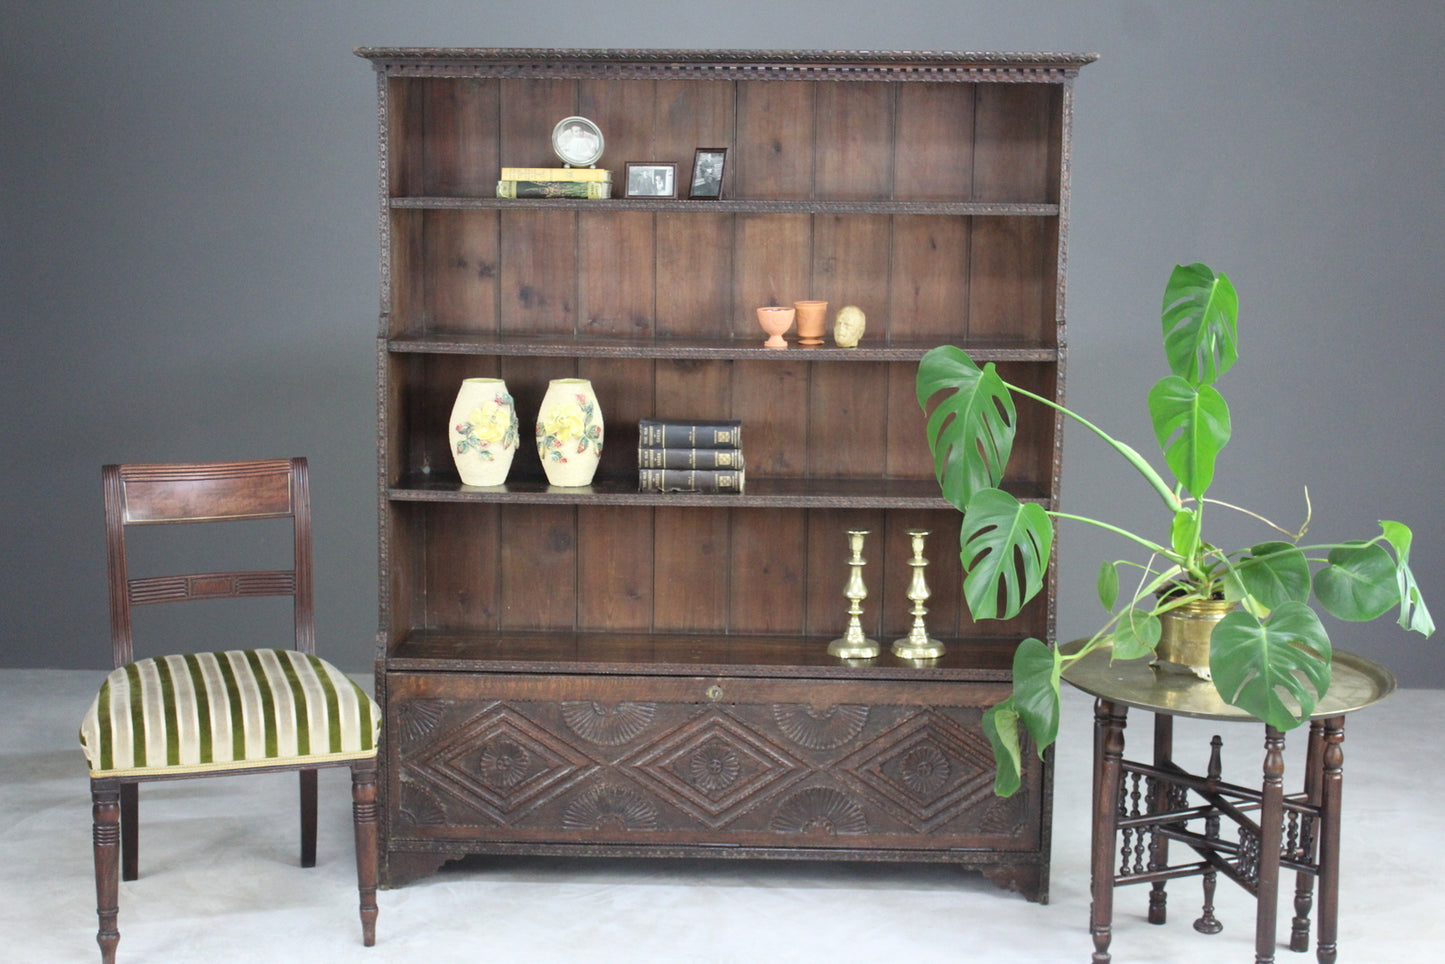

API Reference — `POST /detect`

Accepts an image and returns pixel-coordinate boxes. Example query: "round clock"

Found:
[552,116,604,168]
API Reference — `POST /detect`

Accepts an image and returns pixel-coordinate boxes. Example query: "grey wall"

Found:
[4,1,1443,685]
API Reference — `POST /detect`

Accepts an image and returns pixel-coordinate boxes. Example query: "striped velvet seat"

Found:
[81,649,378,777]
[82,459,379,964]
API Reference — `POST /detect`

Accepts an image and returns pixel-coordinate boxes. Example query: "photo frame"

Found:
[551,116,604,168]
[624,162,678,199]
[688,148,727,199]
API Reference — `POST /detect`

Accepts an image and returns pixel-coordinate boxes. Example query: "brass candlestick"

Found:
[891,529,945,660]
[828,529,879,659]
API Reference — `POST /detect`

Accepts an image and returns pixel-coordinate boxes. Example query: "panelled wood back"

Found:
[103,458,314,666]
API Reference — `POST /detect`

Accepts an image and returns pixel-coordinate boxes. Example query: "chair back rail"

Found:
[103,458,315,667]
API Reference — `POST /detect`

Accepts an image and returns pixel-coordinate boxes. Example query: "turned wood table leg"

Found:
[1194,735,1224,935]
[91,783,121,964]
[1315,717,1345,964]
[1091,698,1128,964]
[1291,720,1325,952]
[351,761,379,947]
[1256,726,1287,964]
[1148,714,1173,925]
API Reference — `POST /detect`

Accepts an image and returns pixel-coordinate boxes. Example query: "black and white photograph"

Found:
[688,148,726,198]
[624,162,677,198]
[551,115,604,168]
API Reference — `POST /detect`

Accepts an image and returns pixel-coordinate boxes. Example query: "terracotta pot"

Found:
[793,300,827,345]
[1152,597,1236,681]
[756,306,794,349]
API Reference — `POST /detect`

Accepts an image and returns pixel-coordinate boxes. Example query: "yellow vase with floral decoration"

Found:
[448,377,518,486]
[535,378,603,486]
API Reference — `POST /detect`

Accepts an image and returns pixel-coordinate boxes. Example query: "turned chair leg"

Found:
[300,768,318,868]
[92,784,122,964]
[120,782,139,882]
[351,762,379,946]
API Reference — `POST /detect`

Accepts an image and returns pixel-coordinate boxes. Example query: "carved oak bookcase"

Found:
[357,47,1093,901]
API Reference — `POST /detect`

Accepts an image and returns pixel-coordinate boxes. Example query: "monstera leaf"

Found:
[917,347,1016,512]
[1108,609,1162,660]
[1381,521,1435,636]
[982,698,1023,797]
[1161,263,1239,387]
[1148,374,1231,499]
[1210,602,1331,731]
[1011,638,1061,755]
[1229,541,1312,610]
[959,488,1053,621]
[1314,542,1400,622]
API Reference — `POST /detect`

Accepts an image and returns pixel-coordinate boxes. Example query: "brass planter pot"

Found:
[1152,597,1236,681]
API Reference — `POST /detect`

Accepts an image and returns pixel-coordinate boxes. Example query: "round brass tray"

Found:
[1059,640,1397,722]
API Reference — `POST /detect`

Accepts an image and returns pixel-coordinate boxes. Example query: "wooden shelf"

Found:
[385,332,1060,362]
[391,196,1061,216]
[387,475,1047,508]
[386,629,1020,679]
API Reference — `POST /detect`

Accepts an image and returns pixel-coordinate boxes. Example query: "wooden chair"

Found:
[78,459,380,962]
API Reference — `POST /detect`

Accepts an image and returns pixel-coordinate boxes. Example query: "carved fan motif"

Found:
[560,701,657,745]
[769,787,868,836]
[772,704,869,749]
[979,786,1028,836]
[562,785,660,832]
[398,780,447,828]
[397,700,447,746]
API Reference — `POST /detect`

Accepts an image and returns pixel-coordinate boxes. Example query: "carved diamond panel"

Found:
[407,703,598,824]
[838,709,997,831]
[621,710,808,828]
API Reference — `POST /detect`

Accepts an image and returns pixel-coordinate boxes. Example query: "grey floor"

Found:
[2,669,1438,963]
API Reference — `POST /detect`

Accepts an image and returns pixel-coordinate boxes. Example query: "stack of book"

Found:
[638,418,745,493]
[496,166,611,199]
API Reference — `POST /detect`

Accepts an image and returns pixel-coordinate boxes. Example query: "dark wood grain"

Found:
[894,83,976,201]
[424,210,500,334]
[973,83,1058,204]
[734,81,814,200]
[499,504,577,630]
[579,210,654,337]
[422,78,499,197]
[888,215,971,343]
[729,508,808,634]
[500,210,577,335]
[814,82,893,201]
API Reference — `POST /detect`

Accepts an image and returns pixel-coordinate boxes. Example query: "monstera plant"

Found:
[917,263,1433,795]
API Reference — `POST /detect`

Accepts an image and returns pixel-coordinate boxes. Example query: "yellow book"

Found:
[501,167,611,183]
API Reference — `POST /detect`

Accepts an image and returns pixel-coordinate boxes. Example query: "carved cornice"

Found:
[355,48,1099,83]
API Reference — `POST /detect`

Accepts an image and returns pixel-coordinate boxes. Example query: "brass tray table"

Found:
[1061,642,1395,964]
